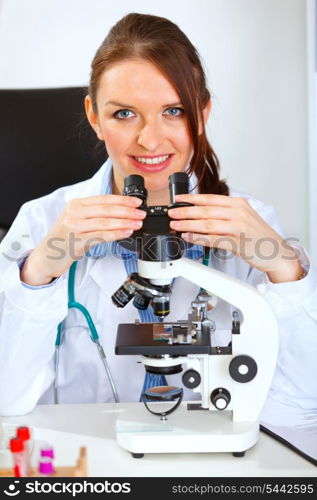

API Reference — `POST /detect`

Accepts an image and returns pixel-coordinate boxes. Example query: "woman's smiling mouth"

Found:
[129,153,174,171]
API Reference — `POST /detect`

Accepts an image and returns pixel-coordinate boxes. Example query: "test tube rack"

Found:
[0,446,87,477]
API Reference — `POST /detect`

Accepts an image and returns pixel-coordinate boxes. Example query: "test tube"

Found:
[9,438,27,477]
[40,445,54,459]
[38,457,54,477]
[16,426,32,475]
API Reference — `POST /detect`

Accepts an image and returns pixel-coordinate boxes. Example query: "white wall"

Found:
[307,0,317,261]
[0,0,311,250]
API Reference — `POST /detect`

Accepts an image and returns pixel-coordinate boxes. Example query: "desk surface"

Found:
[1,403,316,477]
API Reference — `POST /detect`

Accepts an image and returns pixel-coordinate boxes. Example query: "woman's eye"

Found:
[164,107,184,117]
[114,109,134,119]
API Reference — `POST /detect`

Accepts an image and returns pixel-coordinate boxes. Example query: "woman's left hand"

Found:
[168,194,304,283]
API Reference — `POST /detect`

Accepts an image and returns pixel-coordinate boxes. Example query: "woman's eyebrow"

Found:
[105,100,183,108]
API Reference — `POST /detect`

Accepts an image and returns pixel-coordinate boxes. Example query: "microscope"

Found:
[112,173,279,458]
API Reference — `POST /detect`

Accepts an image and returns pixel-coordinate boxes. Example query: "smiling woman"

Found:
[85,59,196,201]
[0,12,316,418]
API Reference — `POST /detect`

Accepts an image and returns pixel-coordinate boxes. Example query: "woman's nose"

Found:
[137,122,164,151]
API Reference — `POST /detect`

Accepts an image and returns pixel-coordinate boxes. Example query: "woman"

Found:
[0,13,316,416]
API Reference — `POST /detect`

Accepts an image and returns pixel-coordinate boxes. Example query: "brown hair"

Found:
[88,13,228,196]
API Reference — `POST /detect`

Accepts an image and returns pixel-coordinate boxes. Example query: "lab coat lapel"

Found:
[88,253,127,299]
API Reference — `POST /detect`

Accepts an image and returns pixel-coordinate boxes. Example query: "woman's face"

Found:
[86,59,195,197]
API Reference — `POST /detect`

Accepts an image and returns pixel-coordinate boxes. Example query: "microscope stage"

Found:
[115,323,212,356]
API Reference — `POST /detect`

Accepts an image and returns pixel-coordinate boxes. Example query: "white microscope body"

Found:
[115,256,279,457]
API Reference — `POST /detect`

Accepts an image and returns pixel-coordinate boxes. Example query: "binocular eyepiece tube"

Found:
[168,172,190,205]
[123,174,148,207]
[123,171,189,206]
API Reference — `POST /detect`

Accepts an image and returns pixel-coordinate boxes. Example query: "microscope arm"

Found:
[138,257,279,422]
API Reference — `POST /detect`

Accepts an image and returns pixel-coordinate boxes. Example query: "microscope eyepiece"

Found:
[169,171,189,185]
[123,174,148,206]
[124,174,145,188]
[169,172,189,204]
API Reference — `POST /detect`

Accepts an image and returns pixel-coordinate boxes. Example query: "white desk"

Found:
[1,403,316,477]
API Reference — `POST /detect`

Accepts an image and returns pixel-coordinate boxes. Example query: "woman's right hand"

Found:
[20,195,146,286]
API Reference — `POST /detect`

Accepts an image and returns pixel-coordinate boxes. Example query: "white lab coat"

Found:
[0,159,316,417]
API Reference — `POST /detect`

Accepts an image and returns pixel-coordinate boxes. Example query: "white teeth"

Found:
[134,154,170,165]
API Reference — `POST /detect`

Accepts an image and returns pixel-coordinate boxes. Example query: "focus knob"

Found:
[229,355,257,383]
[210,387,231,410]
[182,369,201,389]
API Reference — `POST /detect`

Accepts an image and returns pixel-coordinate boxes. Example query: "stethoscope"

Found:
[54,260,119,404]
[53,249,212,405]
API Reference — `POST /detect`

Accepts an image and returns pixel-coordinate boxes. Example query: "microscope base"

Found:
[116,403,259,456]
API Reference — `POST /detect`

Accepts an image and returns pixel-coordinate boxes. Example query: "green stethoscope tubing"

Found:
[202,248,210,267]
[54,260,119,404]
[54,248,211,404]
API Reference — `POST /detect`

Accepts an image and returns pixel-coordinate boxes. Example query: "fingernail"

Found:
[132,220,143,229]
[168,209,176,216]
[170,221,180,229]
[134,210,146,218]
[123,229,134,235]
[131,197,142,206]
